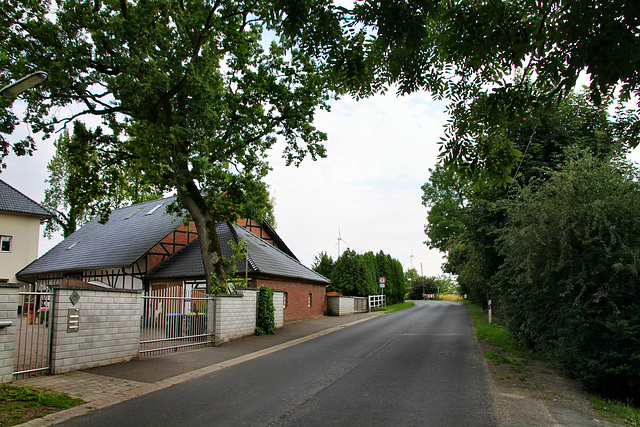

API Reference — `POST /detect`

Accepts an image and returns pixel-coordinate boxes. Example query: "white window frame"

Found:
[0,236,12,253]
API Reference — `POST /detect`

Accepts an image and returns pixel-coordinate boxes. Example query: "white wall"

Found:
[0,213,41,284]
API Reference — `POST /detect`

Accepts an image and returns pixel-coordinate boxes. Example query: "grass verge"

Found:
[0,385,83,426]
[591,395,640,426]
[465,300,640,425]
[371,301,415,313]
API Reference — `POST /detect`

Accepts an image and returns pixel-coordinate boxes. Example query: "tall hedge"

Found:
[255,286,276,335]
[497,154,640,403]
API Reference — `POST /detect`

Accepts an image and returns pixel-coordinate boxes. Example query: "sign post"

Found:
[378,277,386,307]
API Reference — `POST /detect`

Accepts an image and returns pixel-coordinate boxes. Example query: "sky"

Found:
[1,90,450,277]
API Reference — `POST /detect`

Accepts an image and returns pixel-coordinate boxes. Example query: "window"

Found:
[308,293,312,308]
[283,292,288,308]
[0,236,11,253]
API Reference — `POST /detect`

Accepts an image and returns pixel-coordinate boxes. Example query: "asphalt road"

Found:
[59,301,497,426]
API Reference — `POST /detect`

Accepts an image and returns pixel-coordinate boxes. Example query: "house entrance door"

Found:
[14,285,53,378]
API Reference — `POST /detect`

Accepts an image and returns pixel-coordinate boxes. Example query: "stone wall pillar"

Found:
[0,283,19,383]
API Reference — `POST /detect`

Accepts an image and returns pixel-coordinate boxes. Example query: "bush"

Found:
[496,153,640,403]
[255,286,276,335]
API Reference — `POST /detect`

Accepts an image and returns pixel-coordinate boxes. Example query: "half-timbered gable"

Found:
[147,221,198,270]
[236,218,298,260]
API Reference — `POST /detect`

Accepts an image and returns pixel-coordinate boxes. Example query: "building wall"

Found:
[49,286,141,374]
[255,279,326,322]
[0,213,41,284]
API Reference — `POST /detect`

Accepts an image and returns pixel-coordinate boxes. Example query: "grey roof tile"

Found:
[0,179,53,218]
[18,196,181,277]
[146,222,329,284]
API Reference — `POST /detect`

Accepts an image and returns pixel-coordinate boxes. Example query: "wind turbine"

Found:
[336,227,349,258]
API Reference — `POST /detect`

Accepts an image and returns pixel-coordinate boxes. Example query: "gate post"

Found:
[0,283,19,383]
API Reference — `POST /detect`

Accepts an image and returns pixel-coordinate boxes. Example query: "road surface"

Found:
[60,301,497,426]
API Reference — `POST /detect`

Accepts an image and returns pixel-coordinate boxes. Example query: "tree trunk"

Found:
[177,184,226,292]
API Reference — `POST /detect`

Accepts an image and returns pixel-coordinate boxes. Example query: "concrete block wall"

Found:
[214,288,257,345]
[50,286,141,374]
[327,296,355,316]
[0,284,19,383]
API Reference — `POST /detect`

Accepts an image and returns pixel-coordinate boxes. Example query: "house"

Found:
[0,179,53,284]
[17,196,329,322]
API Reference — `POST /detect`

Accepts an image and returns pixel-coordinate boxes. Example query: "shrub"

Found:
[255,286,276,335]
[497,153,640,403]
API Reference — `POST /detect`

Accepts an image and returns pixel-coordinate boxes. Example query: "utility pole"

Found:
[421,262,424,297]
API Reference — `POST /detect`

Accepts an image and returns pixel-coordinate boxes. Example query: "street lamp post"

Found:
[1,71,48,98]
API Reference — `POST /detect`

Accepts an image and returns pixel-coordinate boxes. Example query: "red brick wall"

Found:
[254,278,326,322]
[147,221,197,270]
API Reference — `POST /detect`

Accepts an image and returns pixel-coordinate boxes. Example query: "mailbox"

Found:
[68,308,79,332]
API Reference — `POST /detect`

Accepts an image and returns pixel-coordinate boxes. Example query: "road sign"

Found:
[378,277,386,284]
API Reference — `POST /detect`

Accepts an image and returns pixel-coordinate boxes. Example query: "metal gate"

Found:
[14,287,53,378]
[140,285,214,356]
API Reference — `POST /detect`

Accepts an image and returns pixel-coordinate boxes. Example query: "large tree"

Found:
[422,91,626,305]
[1,0,331,289]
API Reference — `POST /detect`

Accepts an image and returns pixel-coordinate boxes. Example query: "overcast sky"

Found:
[3,90,640,278]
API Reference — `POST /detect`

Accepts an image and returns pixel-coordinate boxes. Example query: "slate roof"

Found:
[18,195,328,285]
[18,196,181,277]
[0,179,53,219]
[145,222,330,284]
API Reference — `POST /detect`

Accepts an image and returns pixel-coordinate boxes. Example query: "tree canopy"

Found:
[278,0,640,183]
[1,0,332,288]
[312,250,405,304]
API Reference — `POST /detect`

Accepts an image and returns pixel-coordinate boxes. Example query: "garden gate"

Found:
[14,285,53,378]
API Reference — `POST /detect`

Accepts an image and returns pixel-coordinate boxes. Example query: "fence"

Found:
[140,287,214,356]
[368,294,386,311]
[354,297,368,313]
[14,288,53,378]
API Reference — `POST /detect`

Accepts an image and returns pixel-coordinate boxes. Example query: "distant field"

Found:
[440,294,462,301]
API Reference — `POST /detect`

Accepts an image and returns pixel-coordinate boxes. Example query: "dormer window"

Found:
[124,208,141,219]
[0,236,11,253]
[146,203,164,215]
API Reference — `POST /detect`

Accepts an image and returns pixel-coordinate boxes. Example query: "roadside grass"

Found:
[591,396,640,426]
[464,301,538,360]
[465,300,640,425]
[372,301,415,313]
[0,385,83,426]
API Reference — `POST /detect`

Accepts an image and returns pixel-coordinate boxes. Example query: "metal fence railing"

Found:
[14,289,53,377]
[140,286,214,356]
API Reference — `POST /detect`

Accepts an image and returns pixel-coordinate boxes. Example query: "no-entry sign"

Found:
[379,277,386,288]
